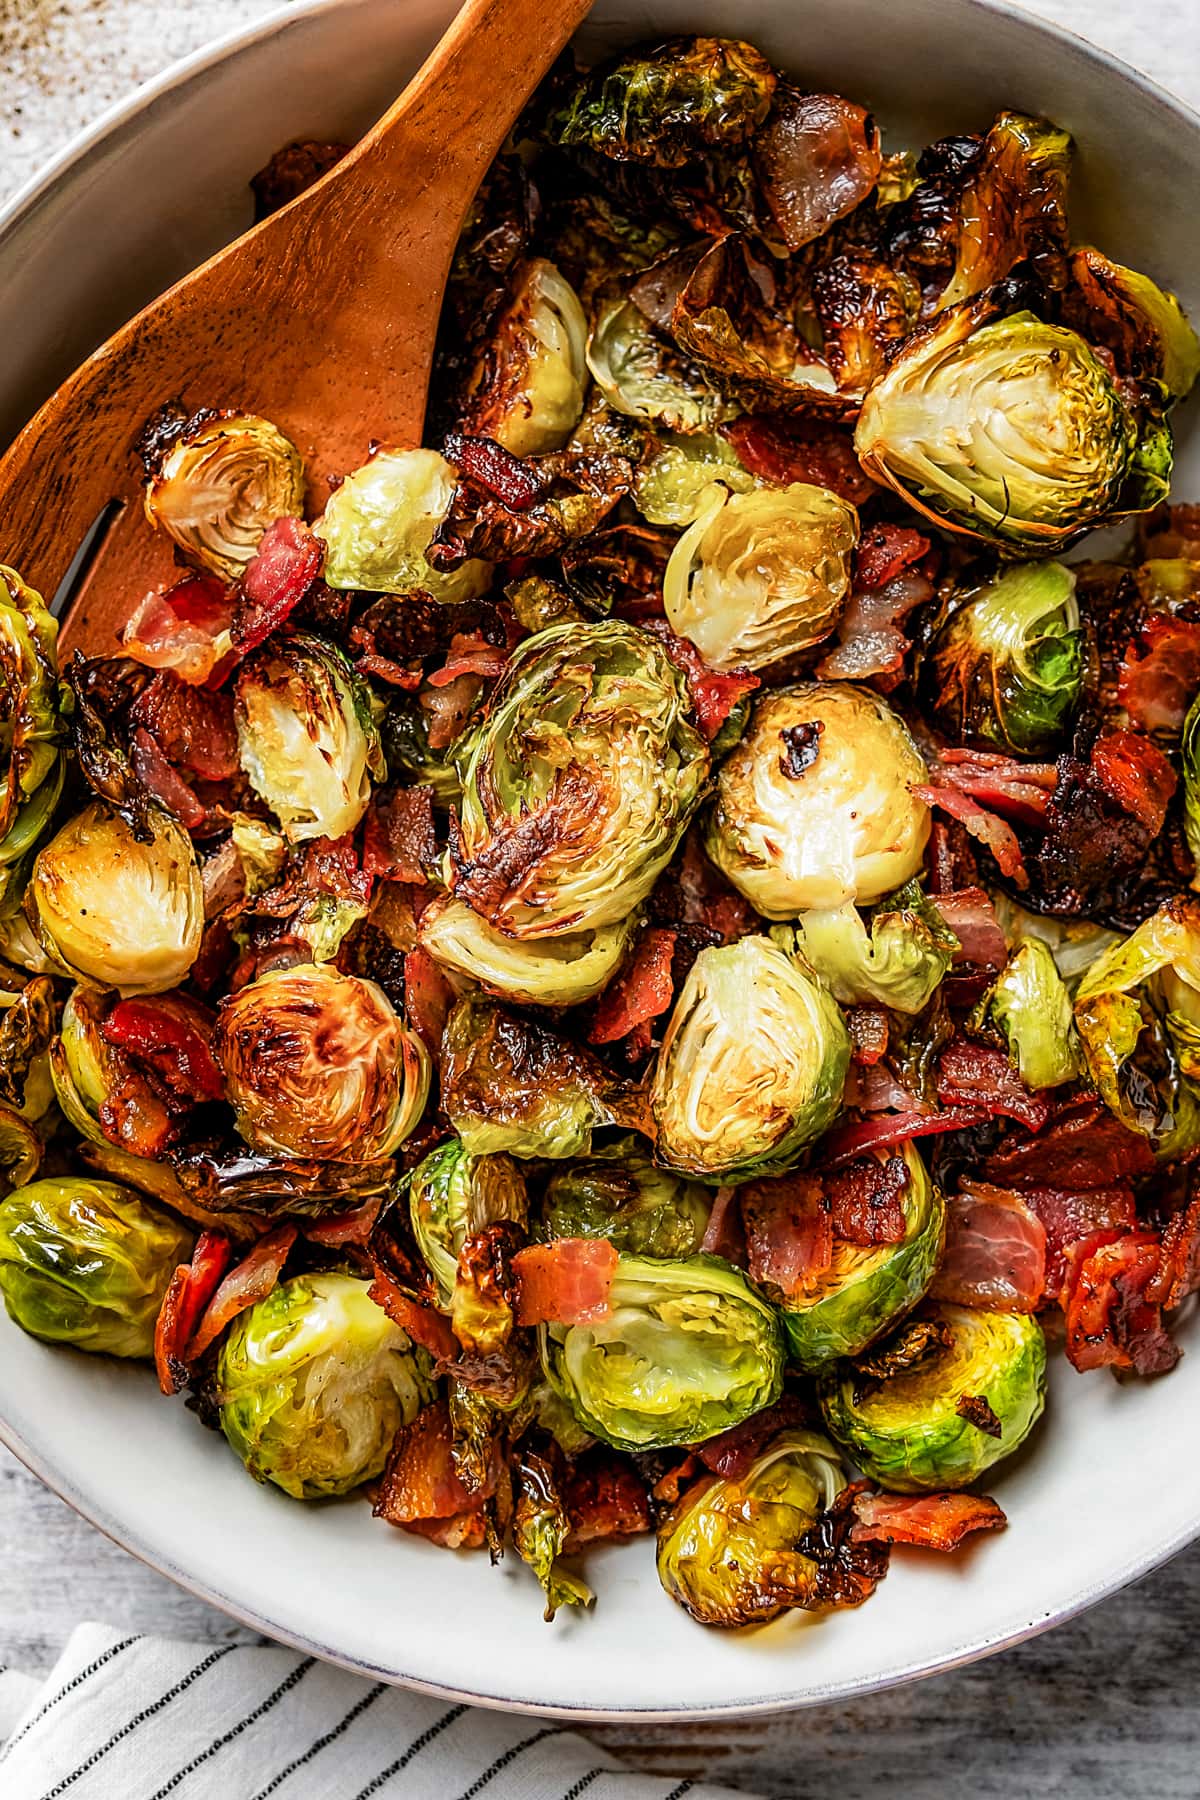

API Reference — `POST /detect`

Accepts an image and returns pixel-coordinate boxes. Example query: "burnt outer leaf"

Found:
[779,720,823,779]
[795,1480,890,1607]
[0,975,56,1110]
[168,1141,395,1215]
[64,653,159,841]
[428,450,632,569]
[851,1315,955,1389]
[812,252,921,395]
[956,1393,1004,1438]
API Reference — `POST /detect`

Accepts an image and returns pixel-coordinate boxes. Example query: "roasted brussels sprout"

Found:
[1183,693,1200,876]
[928,561,1085,753]
[234,632,384,843]
[142,411,305,581]
[819,1303,1046,1491]
[541,1251,784,1451]
[460,259,587,456]
[30,802,203,994]
[663,483,858,671]
[780,1143,945,1369]
[798,885,958,1015]
[1064,247,1200,400]
[974,937,1080,1089]
[0,1177,192,1357]
[631,430,753,527]
[441,994,617,1160]
[656,1427,848,1626]
[408,1137,528,1308]
[216,1272,436,1499]
[855,300,1168,550]
[49,985,124,1148]
[991,893,1120,990]
[706,684,931,916]
[314,447,490,601]
[1073,900,1200,1158]
[417,893,637,1008]
[451,621,708,938]
[586,301,729,432]
[213,962,430,1161]
[0,566,64,913]
[651,935,850,1184]
[936,112,1072,313]
[541,1135,711,1258]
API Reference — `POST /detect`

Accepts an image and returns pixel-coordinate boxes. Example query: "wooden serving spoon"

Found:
[0,0,594,652]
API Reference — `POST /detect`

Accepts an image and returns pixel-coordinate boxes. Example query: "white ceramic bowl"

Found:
[1,0,1198,1722]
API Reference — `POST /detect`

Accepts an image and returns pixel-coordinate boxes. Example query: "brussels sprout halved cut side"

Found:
[542,1253,785,1451]
[819,1303,1047,1491]
[540,1135,712,1259]
[781,1143,946,1368]
[408,1137,528,1310]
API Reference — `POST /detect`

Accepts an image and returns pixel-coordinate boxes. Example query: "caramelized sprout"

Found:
[541,1135,712,1258]
[142,412,305,581]
[418,893,637,1008]
[460,259,587,456]
[798,885,958,1016]
[408,1137,528,1308]
[314,447,491,601]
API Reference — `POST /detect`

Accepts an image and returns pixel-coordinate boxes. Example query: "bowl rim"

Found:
[2,0,1200,1722]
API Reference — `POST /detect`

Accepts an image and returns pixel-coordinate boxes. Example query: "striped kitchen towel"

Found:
[0,1625,756,1800]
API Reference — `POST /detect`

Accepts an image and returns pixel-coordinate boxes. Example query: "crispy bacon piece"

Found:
[1063,1231,1179,1376]
[562,1452,652,1552]
[184,1223,298,1361]
[755,88,882,249]
[231,516,324,653]
[855,524,931,590]
[443,431,545,510]
[846,1004,889,1065]
[367,1268,457,1363]
[817,566,934,684]
[1118,616,1200,735]
[700,1184,744,1261]
[130,673,239,782]
[361,787,438,885]
[1022,1184,1136,1296]
[914,782,1028,885]
[741,1175,832,1297]
[1148,1196,1200,1310]
[931,1182,1046,1312]
[696,1395,815,1481]
[850,1490,1007,1551]
[644,622,759,741]
[1089,729,1177,835]
[588,928,676,1047]
[826,1154,908,1245]
[103,993,225,1104]
[130,729,205,829]
[983,1099,1155,1190]
[122,576,234,687]
[373,1398,497,1539]
[154,1231,233,1395]
[154,1270,192,1397]
[98,1071,174,1160]
[426,630,512,688]
[302,1193,386,1249]
[512,1238,618,1326]
[402,946,456,1058]
[655,832,758,945]
[721,414,876,504]
[823,1108,987,1165]
[929,748,1057,826]
[932,887,1008,970]
[936,1040,1050,1132]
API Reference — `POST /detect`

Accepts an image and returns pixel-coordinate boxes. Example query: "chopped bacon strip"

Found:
[1063,1231,1179,1376]
[644,622,759,741]
[154,1269,191,1398]
[98,1072,174,1160]
[854,523,931,590]
[936,1040,1050,1133]
[1023,1184,1136,1296]
[130,729,206,829]
[1148,1196,1200,1310]
[721,415,876,504]
[303,1193,386,1248]
[700,1184,744,1261]
[122,575,234,686]
[130,673,240,781]
[443,431,545,511]
[983,1099,1155,1190]
[361,787,437,885]
[153,1231,233,1395]
[373,1398,496,1535]
[818,567,934,684]
[696,1395,815,1481]
[367,1268,457,1363]
[512,1238,618,1326]
[931,1182,1046,1312]
[850,1490,1007,1551]
[826,1154,909,1246]
[1089,729,1177,835]
[823,1108,987,1165]
[741,1175,832,1297]
[562,1452,652,1552]
[846,1004,889,1065]
[588,928,676,1046]
[103,994,225,1104]
[231,516,323,653]
[184,1224,298,1361]
[930,749,1057,826]
[403,946,455,1058]
[932,888,1008,971]
[914,783,1028,885]
[426,631,511,688]
[1118,617,1200,735]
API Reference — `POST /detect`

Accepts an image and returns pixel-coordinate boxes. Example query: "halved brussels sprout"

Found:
[936,112,1072,313]
[1183,693,1200,878]
[234,631,384,843]
[991,892,1120,991]
[314,447,490,601]
[441,994,616,1160]
[586,300,730,432]
[651,935,850,1184]
[142,412,305,581]
[49,985,123,1148]
[216,1271,436,1499]
[213,962,430,1161]
[460,259,587,456]
[798,885,958,1015]
[1065,247,1200,400]
[0,566,64,909]
[451,621,708,939]
[928,561,1085,754]
[780,1143,945,1369]
[855,301,1160,550]
[631,430,754,527]
[417,894,636,1008]
[663,483,858,672]
[30,802,203,995]
[0,1176,192,1358]
[705,684,930,916]
[541,1252,784,1451]
[541,1134,711,1258]
[819,1303,1046,1492]
[1073,900,1200,1158]
[656,1427,848,1626]
[974,937,1080,1089]
[408,1137,528,1309]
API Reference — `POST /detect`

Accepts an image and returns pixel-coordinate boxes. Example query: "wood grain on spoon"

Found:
[0,0,593,652]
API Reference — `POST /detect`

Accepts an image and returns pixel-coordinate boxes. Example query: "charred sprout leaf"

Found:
[408,1137,528,1309]
[234,632,384,843]
[780,1143,945,1369]
[936,112,1072,313]
[141,410,305,582]
[854,298,1164,550]
[513,1450,593,1621]
[663,483,857,671]
[798,885,958,1015]
[631,429,753,527]
[850,1314,955,1386]
[0,566,65,909]
[168,1142,395,1217]
[819,1302,1046,1492]
[30,802,203,994]
[812,253,921,397]
[586,300,731,432]
[314,448,491,600]
[0,1107,41,1196]
[451,1221,522,1357]
[651,935,850,1184]
[216,1272,435,1499]
[706,684,930,916]
[457,258,587,456]
[929,560,1084,754]
[972,937,1081,1089]
[1063,247,1200,399]
[546,37,776,168]
[418,893,637,1008]
[1183,693,1200,876]
[0,974,55,1118]
[0,1176,192,1358]
[541,1135,712,1259]
[656,1428,852,1626]
[451,621,707,939]
[62,654,156,843]
[1073,899,1200,1158]
[541,1251,784,1451]
[213,962,430,1161]
[430,448,632,568]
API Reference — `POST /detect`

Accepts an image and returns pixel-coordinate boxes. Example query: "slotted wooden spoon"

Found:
[0,0,593,651]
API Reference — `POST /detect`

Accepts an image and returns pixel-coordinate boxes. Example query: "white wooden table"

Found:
[1,2,1198,1791]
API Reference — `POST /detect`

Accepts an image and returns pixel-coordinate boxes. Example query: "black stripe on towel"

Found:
[42,1645,237,1798]
[146,1657,316,1798]
[0,1636,139,1764]
[351,1702,467,1800]
[456,1728,558,1799]
[252,1682,387,1799]
[562,1770,607,1799]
